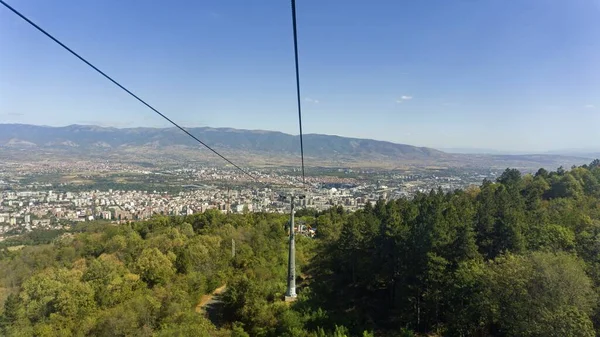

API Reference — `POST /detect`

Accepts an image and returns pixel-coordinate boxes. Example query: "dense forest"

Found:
[2,160,600,336]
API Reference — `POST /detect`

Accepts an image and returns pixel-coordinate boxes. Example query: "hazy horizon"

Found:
[2,122,600,156]
[1,0,599,153]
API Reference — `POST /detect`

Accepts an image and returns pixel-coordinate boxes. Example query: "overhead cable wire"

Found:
[0,0,257,181]
[290,0,307,189]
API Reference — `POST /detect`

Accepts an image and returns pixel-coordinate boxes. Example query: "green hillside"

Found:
[2,160,600,336]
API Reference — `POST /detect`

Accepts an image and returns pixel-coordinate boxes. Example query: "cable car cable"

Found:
[0,0,257,182]
[290,0,307,189]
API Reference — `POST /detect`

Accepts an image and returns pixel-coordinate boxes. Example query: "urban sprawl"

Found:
[0,164,498,239]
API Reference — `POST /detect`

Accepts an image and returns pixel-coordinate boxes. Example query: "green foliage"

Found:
[0,230,66,249]
[332,325,349,337]
[134,248,175,286]
[1,160,600,336]
[308,160,600,336]
[479,252,596,336]
[397,328,416,337]
[0,211,267,336]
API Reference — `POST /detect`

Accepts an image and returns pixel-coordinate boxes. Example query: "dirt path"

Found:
[195,284,227,313]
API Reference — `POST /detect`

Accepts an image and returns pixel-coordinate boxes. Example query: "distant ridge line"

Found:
[0,123,428,148]
[0,123,445,158]
[0,124,594,170]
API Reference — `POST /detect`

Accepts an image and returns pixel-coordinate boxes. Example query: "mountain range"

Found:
[0,124,595,169]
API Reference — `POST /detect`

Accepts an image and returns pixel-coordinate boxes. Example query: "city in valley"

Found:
[0,159,499,239]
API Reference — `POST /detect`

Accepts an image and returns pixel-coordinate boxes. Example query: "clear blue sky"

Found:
[1,0,599,152]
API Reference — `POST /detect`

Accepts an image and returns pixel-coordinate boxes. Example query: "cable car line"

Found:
[290,0,307,189]
[1,0,313,193]
[0,0,257,182]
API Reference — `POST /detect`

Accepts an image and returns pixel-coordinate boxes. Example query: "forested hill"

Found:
[2,160,600,336]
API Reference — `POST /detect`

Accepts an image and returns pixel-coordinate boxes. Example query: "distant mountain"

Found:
[545,149,600,159]
[438,148,526,155]
[0,124,594,169]
[0,123,446,160]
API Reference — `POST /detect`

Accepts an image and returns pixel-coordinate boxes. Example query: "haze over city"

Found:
[2,0,599,152]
